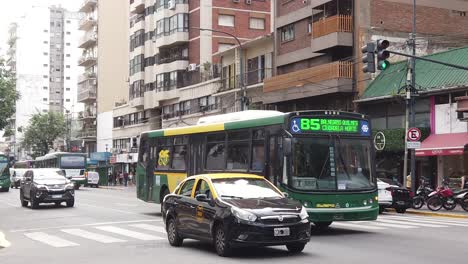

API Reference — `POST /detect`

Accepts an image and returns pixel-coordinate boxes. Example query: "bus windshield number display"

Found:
[290,117,370,136]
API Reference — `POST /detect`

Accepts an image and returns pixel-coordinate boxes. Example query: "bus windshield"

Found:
[290,137,374,191]
[60,156,85,168]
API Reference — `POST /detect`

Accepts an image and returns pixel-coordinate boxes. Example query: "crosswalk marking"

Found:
[25,232,79,248]
[331,222,386,230]
[383,215,468,226]
[61,229,126,243]
[355,221,417,229]
[375,219,447,228]
[95,226,165,241]
[129,223,167,233]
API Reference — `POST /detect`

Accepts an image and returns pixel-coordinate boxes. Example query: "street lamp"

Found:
[190,27,247,111]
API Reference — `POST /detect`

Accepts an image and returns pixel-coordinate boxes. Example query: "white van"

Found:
[86,171,100,187]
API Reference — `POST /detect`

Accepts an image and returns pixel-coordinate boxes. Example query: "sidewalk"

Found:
[98,184,136,191]
[404,206,468,219]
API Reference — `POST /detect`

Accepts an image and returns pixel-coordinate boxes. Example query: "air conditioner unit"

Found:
[245,0,252,4]
[233,0,240,3]
[168,0,176,9]
[187,63,198,71]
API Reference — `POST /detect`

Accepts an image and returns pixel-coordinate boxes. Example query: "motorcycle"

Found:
[426,178,468,211]
[412,177,434,209]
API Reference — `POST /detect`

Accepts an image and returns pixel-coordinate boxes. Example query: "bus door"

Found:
[189,135,204,176]
[267,135,282,186]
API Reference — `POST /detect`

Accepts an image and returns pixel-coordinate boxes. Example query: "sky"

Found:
[0,0,81,55]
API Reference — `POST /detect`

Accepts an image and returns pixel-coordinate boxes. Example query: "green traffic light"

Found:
[378,60,390,70]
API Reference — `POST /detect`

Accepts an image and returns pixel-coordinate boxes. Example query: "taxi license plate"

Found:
[52,195,62,199]
[274,228,290,237]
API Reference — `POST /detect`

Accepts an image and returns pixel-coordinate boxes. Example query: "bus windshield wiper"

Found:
[220,195,244,199]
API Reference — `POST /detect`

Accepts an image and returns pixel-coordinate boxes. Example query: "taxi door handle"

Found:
[190,205,195,209]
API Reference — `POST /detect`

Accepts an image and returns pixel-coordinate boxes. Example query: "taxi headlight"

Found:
[231,207,257,222]
[299,206,309,220]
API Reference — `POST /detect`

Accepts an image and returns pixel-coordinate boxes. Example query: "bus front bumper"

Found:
[306,206,379,222]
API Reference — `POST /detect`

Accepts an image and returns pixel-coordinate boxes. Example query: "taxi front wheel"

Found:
[286,243,306,253]
[214,224,232,257]
[167,218,183,247]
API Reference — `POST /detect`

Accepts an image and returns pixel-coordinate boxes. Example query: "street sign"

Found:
[374,131,386,151]
[407,127,421,142]
[406,141,421,149]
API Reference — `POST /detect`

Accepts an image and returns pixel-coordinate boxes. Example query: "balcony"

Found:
[78,31,97,49]
[78,110,97,121]
[79,16,97,31]
[78,89,97,103]
[78,72,97,84]
[78,129,97,139]
[219,68,273,93]
[130,0,145,15]
[130,14,145,28]
[311,15,353,52]
[79,0,97,13]
[78,55,97,67]
[263,61,353,99]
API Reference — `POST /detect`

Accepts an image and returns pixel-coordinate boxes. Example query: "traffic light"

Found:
[361,42,375,73]
[376,39,390,70]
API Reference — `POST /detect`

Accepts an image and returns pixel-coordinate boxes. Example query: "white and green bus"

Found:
[35,152,87,189]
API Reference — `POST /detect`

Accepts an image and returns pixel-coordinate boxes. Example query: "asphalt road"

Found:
[1,186,468,264]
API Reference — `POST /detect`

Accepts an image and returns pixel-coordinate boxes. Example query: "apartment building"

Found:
[77,0,129,154]
[13,5,83,160]
[126,0,272,131]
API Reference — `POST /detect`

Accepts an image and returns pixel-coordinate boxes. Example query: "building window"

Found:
[43,86,48,90]
[66,31,71,35]
[43,75,48,78]
[43,29,48,33]
[66,99,70,102]
[66,88,70,91]
[43,64,48,67]
[43,98,47,101]
[218,14,235,27]
[249,17,265,30]
[43,52,48,56]
[66,77,70,80]
[66,65,70,68]
[280,24,295,42]
[155,13,189,39]
[43,41,48,44]
[66,54,70,57]
[66,20,71,24]
[308,19,312,34]
[66,43,70,46]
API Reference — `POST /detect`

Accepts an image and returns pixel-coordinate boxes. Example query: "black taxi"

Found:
[162,173,310,256]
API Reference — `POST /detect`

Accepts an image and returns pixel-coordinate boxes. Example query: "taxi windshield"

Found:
[212,178,282,199]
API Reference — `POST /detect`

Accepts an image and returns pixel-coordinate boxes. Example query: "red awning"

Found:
[416,132,468,156]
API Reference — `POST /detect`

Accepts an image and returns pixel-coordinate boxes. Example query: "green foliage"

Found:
[372,127,430,152]
[0,58,19,130]
[21,112,67,158]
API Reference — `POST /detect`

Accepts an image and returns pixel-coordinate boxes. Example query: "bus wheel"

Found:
[313,221,332,230]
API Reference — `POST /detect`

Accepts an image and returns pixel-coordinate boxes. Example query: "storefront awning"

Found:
[416,132,468,156]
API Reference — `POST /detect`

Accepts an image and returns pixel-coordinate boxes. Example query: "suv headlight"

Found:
[231,207,257,222]
[65,183,75,190]
[299,206,309,220]
[35,184,47,189]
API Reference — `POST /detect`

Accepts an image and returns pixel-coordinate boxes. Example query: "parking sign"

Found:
[407,127,421,142]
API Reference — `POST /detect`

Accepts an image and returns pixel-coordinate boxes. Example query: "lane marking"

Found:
[365,222,417,229]
[382,215,468,226]
[331,222,386,230]
[382,214,468,224]
[376,219,447,228]
[11,219,162,233]
[129,223,167,233]
[0,199,18,207]
[79,202,142,215]
[95,226,165,241]
[25,232,79,248]
[0,231,11,248]
[61,229,126,243]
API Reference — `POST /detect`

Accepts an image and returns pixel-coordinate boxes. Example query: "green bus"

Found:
[35,152,88,189]
[0,153,11,192]
[137,110,378,227]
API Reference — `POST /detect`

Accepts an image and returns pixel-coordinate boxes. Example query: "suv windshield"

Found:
[35,171,65,180]
[212,178,282,199]
[290,137,375,191]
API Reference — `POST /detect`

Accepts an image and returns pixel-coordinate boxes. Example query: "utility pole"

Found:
[409,0,417,194]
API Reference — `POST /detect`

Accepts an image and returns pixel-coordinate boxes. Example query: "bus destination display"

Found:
[290,117,370,136]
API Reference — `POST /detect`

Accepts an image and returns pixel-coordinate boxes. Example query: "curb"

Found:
[98,186,135,191]
[0,231,11,249]
[405,209,468,219]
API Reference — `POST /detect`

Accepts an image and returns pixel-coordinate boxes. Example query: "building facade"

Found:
[77,0,130,154]
[13,5,83,160]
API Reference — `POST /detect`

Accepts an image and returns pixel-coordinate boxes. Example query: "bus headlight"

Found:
[231,207,257,222]
[299,206,309,220]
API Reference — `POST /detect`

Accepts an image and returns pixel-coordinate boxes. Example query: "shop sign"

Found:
[415,148,465,156]
[407,141,421,149]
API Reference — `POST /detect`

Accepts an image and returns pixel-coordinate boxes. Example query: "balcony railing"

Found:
[312,15,353,38]
[163,104,219,120]
[78,89,97,103]
[220,68,272,92]
[78,55,97,67]
[263,61,353,93]
[79,0,97,13]
[130,14,145,28]
[79,16,97,30]
[78,129,97,139]
[78,31,97,49]
[78,72,97,83]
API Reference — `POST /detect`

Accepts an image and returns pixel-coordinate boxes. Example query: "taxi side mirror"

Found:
[195,194,209,202]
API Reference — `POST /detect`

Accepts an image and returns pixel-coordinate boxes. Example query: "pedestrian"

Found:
[123,171,129,187]
[108,171,113,186]
[118,171,123,185]
[112,170,117,186]
[406,174,411,189]
[461,175,468,190]
[129,170,134,186]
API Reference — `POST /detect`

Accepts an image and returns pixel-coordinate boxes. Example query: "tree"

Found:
[21,112,66,158]
[0,57,19,130]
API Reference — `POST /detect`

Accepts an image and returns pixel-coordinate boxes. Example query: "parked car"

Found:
[10,168,27,189]
[377,178,412,214]
[162,173,311,257]
[20,168,75,209]
[85,171,100,187]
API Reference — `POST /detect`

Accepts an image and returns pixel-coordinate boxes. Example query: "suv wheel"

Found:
[66,199,75,207]
[30,194,39,209]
